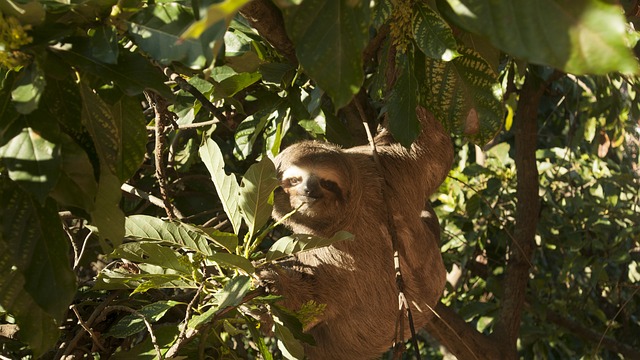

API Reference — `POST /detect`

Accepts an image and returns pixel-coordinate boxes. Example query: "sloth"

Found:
[268,106,453,359]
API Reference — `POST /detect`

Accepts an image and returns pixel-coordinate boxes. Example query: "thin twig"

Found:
[145,91,177,220]
[70,305,107,352]
[58,291,122,359]
[161,66,226,123]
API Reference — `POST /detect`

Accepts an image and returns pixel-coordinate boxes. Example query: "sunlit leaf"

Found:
[125,215,214,256]
[441,0,639,74]
[239,156,278,237]
[0,127,61,203]
[180,0,250,40]
[420,46,503,145]
[11,62,45,115]
[199,138,243,233]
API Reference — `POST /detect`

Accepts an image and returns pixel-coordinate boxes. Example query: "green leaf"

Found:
[90,170,125,251]
[283,0,370,109]
[51,40,173,99]
[11,62,45,115]
[107,300,181,338]
[127,3,218,69]
[412,2,460,61]
[197,227,238,253]
[180,0,250,40]
[0,127,61,203]
[188,275,251,329]
[584,116,597,142]
[388,53,420,147]
[441,0,639,74]
[79,81,119,176]
[215,274,251,310]
[111,96,146,182]
[199,138,243,233]
[266,231,354,262]
[125,215,214,256]
[114,242,194,274]
[275,322,305,360]
[233,111,271,160]
[95,270,194,291]
[208,253,255,274]
[50,133,98,210]
[421,46,503,145]
[91,25,119,65]
[239,156,278,237]
[0,180,76,357]
[213,72,262,100]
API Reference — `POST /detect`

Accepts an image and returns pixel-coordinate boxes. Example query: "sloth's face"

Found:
[274,164,345,219]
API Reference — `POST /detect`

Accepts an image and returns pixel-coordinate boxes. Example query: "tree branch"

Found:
[491,69,547,357]
[240,0,298,65]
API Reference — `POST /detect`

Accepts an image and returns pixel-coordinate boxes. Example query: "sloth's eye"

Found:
[320,179,340,194]
[288,177,301,186]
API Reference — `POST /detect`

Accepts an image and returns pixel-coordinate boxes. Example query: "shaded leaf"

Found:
[283,0,370,109]
[51,39,173,98]
[50,133,97,210]
[388,53,420,147]
[111,96,146,182]
[266,231,354,262]
[0,180,76,357]
[412,2,460,61]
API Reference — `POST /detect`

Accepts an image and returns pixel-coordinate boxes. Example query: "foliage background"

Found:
[0,0,639,359]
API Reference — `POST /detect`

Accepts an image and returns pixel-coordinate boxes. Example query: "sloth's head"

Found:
[273,141,355,228]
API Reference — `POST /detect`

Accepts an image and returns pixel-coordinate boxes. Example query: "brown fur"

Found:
[269,107,453,359]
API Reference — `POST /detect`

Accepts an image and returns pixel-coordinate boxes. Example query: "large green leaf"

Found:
[412,2,460,61]
[79,81,119,175]
[199,138,243,233]
[266,231,354,262]
[440,0,639,75]
[111,96,146,182]
[420,46,503,145]
[283,0,370,109]
[91,170,125,251]
[387,53,420,148]
[125,215,214,256]
[126,3,218,69]
[50,133,98,210]
[0,127,61,203]
[0,180,76,357]
[239,156,278,237]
